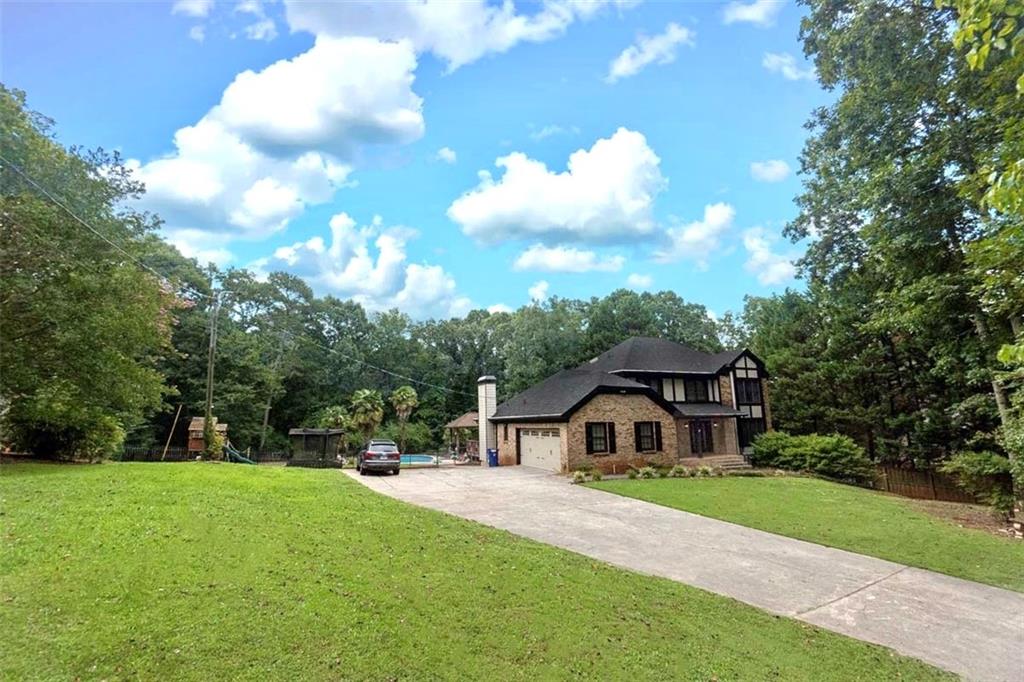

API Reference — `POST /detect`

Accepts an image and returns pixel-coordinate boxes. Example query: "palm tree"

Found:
[349,389,385,446]
[390,385,419,453]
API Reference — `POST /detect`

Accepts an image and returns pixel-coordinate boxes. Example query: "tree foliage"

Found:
[0,86,176,458]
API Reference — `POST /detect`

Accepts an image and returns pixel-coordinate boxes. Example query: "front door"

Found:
[690,420,714,456]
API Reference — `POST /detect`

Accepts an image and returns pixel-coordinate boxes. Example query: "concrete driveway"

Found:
[349,466,1024,682]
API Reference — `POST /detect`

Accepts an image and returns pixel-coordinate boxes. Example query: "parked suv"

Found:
[357,441,401,475]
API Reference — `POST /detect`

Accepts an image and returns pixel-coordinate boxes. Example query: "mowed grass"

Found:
[589,475,1024,592]
[0,464,950,681]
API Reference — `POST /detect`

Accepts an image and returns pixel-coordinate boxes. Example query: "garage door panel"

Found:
[520,430,560,472]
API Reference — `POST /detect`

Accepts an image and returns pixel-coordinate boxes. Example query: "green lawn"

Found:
[0,464,949,681]
[589,475,1024,592]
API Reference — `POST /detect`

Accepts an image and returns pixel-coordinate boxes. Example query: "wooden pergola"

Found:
[444,411,479,456]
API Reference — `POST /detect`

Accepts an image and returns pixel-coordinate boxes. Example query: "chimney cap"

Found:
[477,375,497,384]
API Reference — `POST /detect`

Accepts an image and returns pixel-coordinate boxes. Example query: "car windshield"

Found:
[368,444,398,453]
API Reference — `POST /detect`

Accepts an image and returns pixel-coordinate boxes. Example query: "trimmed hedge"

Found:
[751,431,874,484]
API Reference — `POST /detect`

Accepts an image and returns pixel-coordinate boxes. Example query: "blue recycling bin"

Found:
[487,448,498,467]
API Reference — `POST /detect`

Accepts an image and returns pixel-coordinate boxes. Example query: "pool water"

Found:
[400,454,436,465]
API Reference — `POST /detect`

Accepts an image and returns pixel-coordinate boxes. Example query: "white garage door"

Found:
[520,429,561,472]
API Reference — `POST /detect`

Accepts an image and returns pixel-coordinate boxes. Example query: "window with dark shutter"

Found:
[634,421,657,452]
[586,422,609,454]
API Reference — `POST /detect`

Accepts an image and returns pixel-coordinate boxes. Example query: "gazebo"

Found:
[444,411,479,457]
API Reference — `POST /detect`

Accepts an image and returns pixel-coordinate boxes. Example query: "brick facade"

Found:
[566,393,678,473]
[761,379,774,431]
[719,374,733,408]
[495,421,567,468]
[676,417,740,457]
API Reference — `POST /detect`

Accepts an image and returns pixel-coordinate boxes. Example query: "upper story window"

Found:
[736,378,762,405]
[660,376,716,403]
[684,379,709,403]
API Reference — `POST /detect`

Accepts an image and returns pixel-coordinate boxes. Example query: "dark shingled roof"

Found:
[444,411,479,429]
[491,369,669,421]
[582,337,743,375]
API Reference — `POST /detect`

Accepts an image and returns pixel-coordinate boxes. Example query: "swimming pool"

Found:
[400,454,436,465]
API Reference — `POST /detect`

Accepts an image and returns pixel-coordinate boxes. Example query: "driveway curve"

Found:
[348,466,1024,682]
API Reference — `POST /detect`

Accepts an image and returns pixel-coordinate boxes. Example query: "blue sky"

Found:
[4,0,826,319]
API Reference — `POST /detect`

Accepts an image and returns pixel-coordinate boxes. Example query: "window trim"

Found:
[735,378,762,406]
[633,421,663,453]
[585,421,617,455]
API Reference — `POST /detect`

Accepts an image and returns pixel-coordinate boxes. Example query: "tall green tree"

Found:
[0,87,176,458]
[390,385,418,453]
[786,0,1017,463]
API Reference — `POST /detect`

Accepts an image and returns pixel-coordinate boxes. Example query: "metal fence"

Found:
[120,446,291,463]
[874,465,979,504]
[120,445,190,461]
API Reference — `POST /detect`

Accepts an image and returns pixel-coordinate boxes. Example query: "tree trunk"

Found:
[973,315,1012,429]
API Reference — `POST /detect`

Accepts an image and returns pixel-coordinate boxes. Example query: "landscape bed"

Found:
[0,463,950,680]
[588,475,1024,592]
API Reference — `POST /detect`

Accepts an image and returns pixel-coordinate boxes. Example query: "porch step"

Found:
[679,455,751,471]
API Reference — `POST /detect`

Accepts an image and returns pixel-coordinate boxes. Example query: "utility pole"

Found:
[203,290,221,458]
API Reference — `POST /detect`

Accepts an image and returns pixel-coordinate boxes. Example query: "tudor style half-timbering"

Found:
[485,337,772,473]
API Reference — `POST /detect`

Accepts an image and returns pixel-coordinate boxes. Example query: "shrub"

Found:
[627,468,638,479]
[668,464,688,478]
[638,466,656,479]
[939,451,1014,514]
[751,431,874,485]
[750,431,794,468]
[571,470,587,484]
[590,469,603,482]
[658,468,669,478]
[696,465,713,477]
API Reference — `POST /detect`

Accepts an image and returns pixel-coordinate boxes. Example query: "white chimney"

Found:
[477,375,497,461]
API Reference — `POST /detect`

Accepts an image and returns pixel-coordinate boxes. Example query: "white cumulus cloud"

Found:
[723,0,783,27]
[606,22,695,83]
[654,202,736,268]
[487,303,513,314]
[529,280,550,303]
[172,0,213,18]
[214,37,423,157]
[283,0,636,71]
[129,36,423,244]
[743,226,797,285]
[762,52,816,81]
[448,127,665,244]
[255,213,471,318]
[750,159,790,182]
[236,0,278,41]
[626,273,653,289]
[513,244,625,273]
[436,146,457,164]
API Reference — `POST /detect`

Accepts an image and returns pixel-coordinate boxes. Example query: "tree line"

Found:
[1,1,1021,502]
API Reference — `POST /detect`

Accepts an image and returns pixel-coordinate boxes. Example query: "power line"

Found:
[0,152,215,302]
[3,156,476,397]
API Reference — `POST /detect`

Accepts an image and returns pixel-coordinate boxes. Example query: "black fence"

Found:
[120,446,291,463]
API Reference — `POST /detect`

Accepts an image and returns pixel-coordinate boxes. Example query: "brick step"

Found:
[679,455,751,470]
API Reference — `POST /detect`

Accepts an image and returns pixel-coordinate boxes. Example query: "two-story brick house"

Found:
[483,337,771,473]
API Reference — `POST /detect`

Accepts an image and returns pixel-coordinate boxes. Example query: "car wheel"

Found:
[393,468,400,476]
[358,464,366,475]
